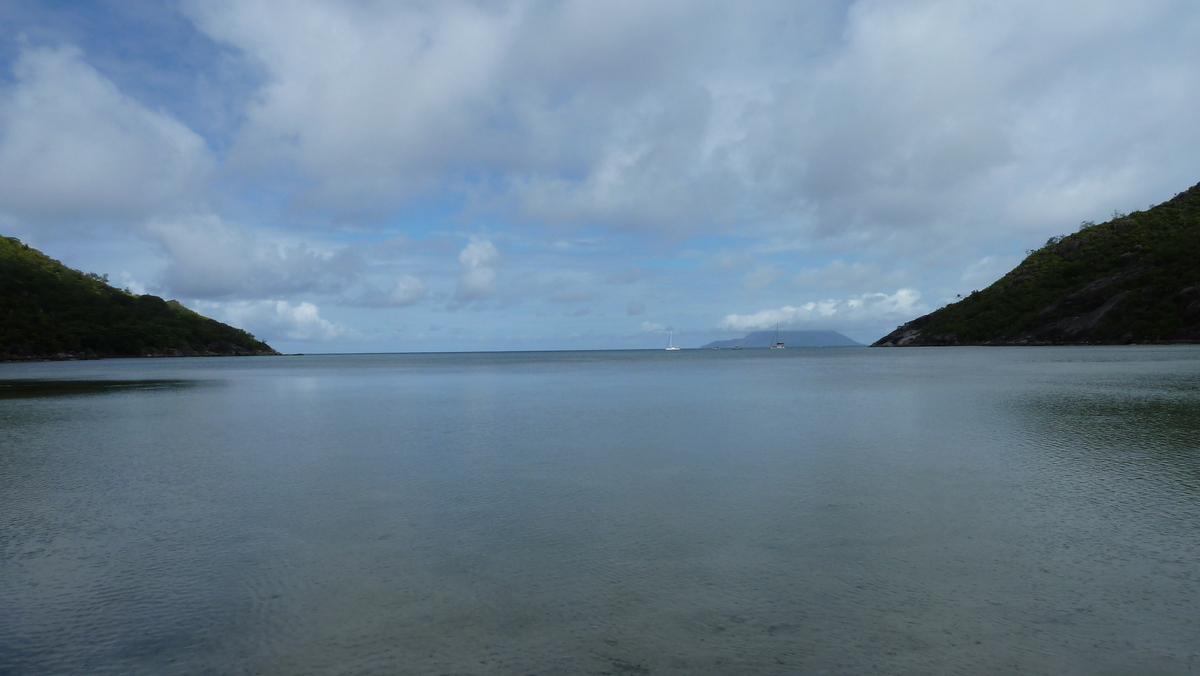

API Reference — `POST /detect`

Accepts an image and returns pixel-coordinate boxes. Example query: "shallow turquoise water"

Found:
[2,347,1199,675]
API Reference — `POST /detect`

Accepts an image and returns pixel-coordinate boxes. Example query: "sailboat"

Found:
[769,323,786,349]
[665,331,682,351]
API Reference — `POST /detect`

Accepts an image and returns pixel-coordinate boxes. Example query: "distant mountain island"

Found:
[702,330,862,348]
[875,181,1200,346]
[1,235,279,360]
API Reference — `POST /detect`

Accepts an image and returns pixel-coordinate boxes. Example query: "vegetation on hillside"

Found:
[1,236,278,360]
[874,181,1200,346]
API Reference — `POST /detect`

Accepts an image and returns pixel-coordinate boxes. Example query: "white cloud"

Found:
[164,0,1200,255]
[179,1,815,231]
[200,299,356,342]
[353,274,428,308]
[455,236,500,301]
[6,2,1200,351]
[640,321,666,333]
[756,0,1200,247]
[387,275,428,306]
[717,289,928,332]
[148,214,359,299]
[186,0,524,207]
[0,44,213,223]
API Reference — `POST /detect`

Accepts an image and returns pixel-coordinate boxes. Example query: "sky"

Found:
[2,0,1199,352]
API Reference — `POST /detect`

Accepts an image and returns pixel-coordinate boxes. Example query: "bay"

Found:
[2,346,1199,675]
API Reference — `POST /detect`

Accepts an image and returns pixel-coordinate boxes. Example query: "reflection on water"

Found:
[0,379,198,399]
[1014,369,1200,496]
[2,348,1200,675]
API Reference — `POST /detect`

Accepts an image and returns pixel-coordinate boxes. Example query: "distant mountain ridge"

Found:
[702,330,862,348]
[1,235,279,360]
[874,180,1200,346]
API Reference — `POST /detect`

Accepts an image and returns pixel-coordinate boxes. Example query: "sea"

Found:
[2,346,1199,675]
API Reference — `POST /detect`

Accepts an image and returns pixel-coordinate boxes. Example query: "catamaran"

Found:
[769,323,786,349]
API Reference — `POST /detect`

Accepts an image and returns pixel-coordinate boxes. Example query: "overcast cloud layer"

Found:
[2,0,1199,351]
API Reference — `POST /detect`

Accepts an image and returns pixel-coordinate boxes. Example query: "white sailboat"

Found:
[665,331,681,351]
[769,323,786,349]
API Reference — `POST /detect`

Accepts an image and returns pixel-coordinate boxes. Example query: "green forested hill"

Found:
[1,236,278,360]
[874,181,1200,346]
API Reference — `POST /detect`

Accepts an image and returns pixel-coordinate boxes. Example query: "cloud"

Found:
[960,254,1020,290]
[6,1,1200,352]
[199,299,356,342]
[792,259,904,294]
[170,0,1200,251]
[386,275,429,306]
[0,43,213,223]
[455,236,499,301]
[185,0,526,208]
[759,1,1200,246]
[640,321,666,333]
[148,214,360,299]
[717,289,928,331]
[542,270,599,303]
[11,1,1193,246]
[356,274,428,307]
[178,1,818,230]
[742,264,781,291]
[712,249,754,270]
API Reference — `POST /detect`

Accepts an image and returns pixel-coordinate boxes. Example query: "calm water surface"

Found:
[2,347,1199,675]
